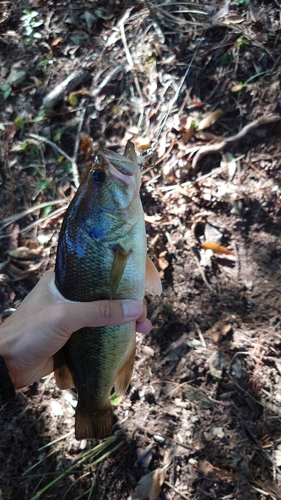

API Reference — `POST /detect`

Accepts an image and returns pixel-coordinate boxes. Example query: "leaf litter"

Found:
[0,0,281,499]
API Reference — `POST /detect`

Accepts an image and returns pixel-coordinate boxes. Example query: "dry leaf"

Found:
[164,332,188,361]
[221,152,237,180]
[136,137,151,149]
[197,109,223,131]
[0,259,41,281]
[208,350,229,379]
[30,76,43,87]
[201,243,234,256]
[133,469,165,500]
[8,246,43,260]
[179,115,196,142]
[195,131,225,141]
[158,250,169,271]
[231,83,243,92]
[222,14,245,24]
[212,322,232,343]
[24,239,40,249]
[51,37,65,50]
[204,222,223,245]
[144,214,164,225]
[80,133,94,159]
[198,459,236,482]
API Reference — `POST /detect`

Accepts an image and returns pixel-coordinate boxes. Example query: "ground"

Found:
[0,1,281,499]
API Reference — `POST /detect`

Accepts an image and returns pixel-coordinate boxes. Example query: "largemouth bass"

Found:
[54,142,161,440]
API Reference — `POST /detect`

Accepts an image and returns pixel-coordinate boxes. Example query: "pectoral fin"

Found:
[146,255,162,295]
[110,245,132,299]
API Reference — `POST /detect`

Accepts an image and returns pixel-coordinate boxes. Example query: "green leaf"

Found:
[3,90,11,99]
[61,161,73,174]
[236,37,246,47]
[191,119,199,131]
[221,53,232,66]
[0,123,5,130]
[37,233,51,245]
[53,127,65,142]
[42,205,53,216]
[19,140,30,150]
[33,109,46,122]
[0,84,11,99]
[68,93,78,106]
[145,54,156,66]
[110,393,123,406]
[0,83,10,91]
[36,178,49,191]
[14,117,25,129]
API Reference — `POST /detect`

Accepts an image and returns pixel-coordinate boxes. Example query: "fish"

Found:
[54,142,162,440]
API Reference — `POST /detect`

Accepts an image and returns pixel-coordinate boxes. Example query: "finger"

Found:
[136,300,148,324]
[136,318,152,335]
[53,299,143,336]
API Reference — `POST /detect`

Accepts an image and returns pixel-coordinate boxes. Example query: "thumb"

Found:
[52,299,143,336]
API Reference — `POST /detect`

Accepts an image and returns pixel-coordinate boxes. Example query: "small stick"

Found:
[72,98,87,182]
[192,115,281,168]
[0,199,69,231]
[0,206,68,239]
[165,481,191,500]
[118,9,144,104]
[28,133,80,188]
[91,64,124,97]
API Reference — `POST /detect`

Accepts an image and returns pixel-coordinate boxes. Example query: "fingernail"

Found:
[122,300,142,319]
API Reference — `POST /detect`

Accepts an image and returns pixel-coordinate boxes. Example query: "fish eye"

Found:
[91,169,106,184]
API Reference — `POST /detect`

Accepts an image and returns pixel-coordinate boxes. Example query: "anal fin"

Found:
[115,345,136,395]
[53,350,74,390]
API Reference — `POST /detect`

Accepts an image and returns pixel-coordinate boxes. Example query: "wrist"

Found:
[0,323,19,390]
[0,355,15,407]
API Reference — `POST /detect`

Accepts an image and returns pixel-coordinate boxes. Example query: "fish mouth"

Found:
[107,161,133,186]
[101,149,136,176]
[99,149,138,186]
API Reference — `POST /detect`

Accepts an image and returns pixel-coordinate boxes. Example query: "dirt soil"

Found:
[0,1,281,499]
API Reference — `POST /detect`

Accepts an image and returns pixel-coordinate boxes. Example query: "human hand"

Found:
[0,272,152,390]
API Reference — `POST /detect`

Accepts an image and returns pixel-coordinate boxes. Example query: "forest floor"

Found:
[0,1,281,499]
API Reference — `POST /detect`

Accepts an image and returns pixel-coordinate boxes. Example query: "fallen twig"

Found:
[0,206,68,239]
[72,98,87,184]
[165,481,191,500]
[91,64,124,97]
[0,198,69,232]
[118,9,144,105]
[27,133,80,188]
[192,114,281,168]
[42,69,88,109]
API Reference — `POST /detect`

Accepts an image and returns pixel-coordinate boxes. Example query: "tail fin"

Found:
[75,403,113,440]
